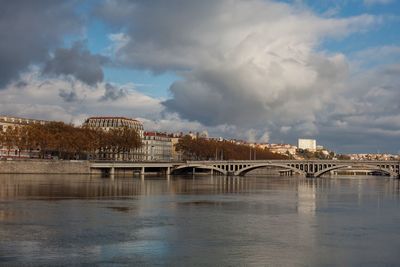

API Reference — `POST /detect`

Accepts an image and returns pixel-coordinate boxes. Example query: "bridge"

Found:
[90,160,400,178]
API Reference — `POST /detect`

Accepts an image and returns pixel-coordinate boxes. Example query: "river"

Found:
[0,174,399,266]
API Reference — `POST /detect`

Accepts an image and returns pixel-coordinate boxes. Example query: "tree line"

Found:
[0,122,142,160]
[176,135,287,160]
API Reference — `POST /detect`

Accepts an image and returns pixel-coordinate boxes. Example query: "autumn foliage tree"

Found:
[0,122,142,160]
[176,135,287,160]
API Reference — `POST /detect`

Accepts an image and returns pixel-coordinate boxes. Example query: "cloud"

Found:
[2,1,398,153]
[316,62,400,152]
[97,0,378,134]
[95,0,400,152]
[0,70,163,125]
[259,131,270,143]
[0,0,82,88]
[100,0,377,72]
[59,89,79,103]
[99,83,127,101]
[351,45,400,69]
[43,42,108,86]
[163,53,348,129]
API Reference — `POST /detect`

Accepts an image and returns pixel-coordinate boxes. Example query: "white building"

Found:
[143,132,172,161]
[298,139,317,152]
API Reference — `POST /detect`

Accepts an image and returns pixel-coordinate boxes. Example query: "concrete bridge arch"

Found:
[234,163,306,176]
[172,164,228,175]
[314,164,398,178]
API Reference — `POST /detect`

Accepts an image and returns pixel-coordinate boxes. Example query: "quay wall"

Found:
[0,160,91,174]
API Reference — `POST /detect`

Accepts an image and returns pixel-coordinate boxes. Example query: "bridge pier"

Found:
[109,167,115,180]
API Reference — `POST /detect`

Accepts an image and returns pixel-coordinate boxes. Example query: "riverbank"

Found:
[0,159,91,174]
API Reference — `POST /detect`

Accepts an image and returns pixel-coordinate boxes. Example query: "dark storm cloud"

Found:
[96,0,400,153]
[96,0,224,72]
[59,89,79,103]
[100,83,127,101]
[96,0,373,129]
[43,42,108,86]
[0,0,82,89]
[15,81,28,88]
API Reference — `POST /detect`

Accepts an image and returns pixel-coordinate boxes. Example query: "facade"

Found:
[0,115,48,132]
[298,139,317,152]
[84,116,144,136]
[83,117,144,161]
[0,115,49,158]
[143,132,172,161]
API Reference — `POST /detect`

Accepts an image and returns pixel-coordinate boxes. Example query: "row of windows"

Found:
[144,136,171,141]
[0,117,46,125]
[86,119,143,130]
[144,141,171,146]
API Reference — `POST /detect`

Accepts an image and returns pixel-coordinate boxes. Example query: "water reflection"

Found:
[0,174,318,199]
[0,174,399,266]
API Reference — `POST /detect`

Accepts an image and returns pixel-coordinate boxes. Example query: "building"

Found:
[0,115,48,132]
[268,144,297,155]
[84,116,144,135]
[83,116,144,161]
[347,153,400,161]
[143,132,172,161]
[298,139,317,152]
[0,115,49,158]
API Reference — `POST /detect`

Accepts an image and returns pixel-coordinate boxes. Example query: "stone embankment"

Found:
[0,160,91,174]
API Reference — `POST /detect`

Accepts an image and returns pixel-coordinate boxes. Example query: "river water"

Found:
[0,174,399,266]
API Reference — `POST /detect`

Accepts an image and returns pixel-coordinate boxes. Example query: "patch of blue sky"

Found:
[287,0,399,17]
[308,1,400,66]
[321,19,400,53]
[62,0,112,54]
[104,67,178,99]
[72,0,177,98]
[277,0,400,56]
[85,19,113,54]
[61,19,110,55]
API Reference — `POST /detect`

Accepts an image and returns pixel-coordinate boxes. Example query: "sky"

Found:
[0,0,400,153]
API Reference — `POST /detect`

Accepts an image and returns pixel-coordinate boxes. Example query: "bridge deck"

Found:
[89,160,400,178]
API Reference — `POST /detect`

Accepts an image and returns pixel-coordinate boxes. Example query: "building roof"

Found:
[85,116,141,123]
[0,115,49,125]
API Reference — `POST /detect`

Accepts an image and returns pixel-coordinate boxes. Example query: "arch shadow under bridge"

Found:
[172,164,228,175]
[234,163,306,177]
[313,164,398,178]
